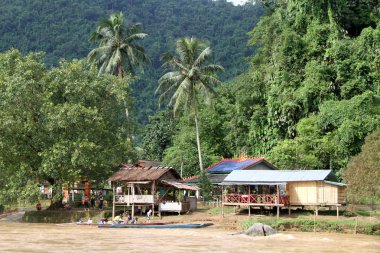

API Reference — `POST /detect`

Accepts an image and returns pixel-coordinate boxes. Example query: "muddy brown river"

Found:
[0,222,379,253]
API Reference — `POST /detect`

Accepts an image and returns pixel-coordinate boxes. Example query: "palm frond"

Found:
[158,36,221,115]
[171,77,192,115]
[87,46,113,64]
[201,64,224,74]
[105,49,122,75]
[193,47,211,67]
[125,33,148,43]
[89,12,148,76]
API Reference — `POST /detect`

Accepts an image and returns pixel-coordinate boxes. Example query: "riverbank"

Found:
[3,204,380,235]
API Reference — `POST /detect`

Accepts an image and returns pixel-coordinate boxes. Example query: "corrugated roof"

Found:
[161,180,200,190]
[207,158,271,173]
[107,166,180,182]
[184,174,228,185]
[222,170,333,184]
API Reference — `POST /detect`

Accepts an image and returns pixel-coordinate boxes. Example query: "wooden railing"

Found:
[115,194,155,204]
[224,194,289,205]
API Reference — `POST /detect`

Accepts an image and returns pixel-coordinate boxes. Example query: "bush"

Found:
[0,204,4,214]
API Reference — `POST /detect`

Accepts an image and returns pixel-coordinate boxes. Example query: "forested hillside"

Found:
[0,0,263,122]
[146,0,380,184]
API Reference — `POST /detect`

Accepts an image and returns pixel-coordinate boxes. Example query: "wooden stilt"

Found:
[221,185,224,217]
[248,185,251,217]
[112,184,115,220]
[152,180,155,217]
[131,183,135,218]
[276,184,280,219]
[336,206,339,217]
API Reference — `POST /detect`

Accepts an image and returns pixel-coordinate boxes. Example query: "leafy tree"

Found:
[157,37,223,171]
[0,0,263,123]
[162,118,220,177]
[198,171,212,201]
[344,128,380,205]
[141,110,176,161]
[0,50,137,206]
[88,12,149,78]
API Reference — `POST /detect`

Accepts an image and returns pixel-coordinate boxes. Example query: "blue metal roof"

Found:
[207,159,260,173]
[222,170,334,184]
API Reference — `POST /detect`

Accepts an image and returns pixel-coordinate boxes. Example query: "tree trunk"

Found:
[48,184,64,210]
[194,111,203,171]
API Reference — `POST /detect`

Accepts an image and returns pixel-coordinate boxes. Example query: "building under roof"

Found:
[221,170,340,185]
[220,169,347,217]
[107,161,198,218]
[184,157,278,185]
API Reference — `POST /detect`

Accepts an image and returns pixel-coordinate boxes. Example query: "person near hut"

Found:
[98,218,108,224]
[35,201,42,211]
[98,191,104,210]
[146,209,152,223]
[113,213,124,224]
[90,195,95,208]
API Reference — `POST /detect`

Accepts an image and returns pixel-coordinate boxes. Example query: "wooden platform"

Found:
[222,202,284,207]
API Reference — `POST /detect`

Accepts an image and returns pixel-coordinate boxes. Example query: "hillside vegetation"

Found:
[147,0,380,199]
[0,0,263,122]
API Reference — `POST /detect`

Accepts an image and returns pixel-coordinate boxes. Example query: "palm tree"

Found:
[88,12,149,78]
[156,37,224,171]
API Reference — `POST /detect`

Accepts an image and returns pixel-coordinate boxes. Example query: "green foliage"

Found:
[141,110,176,161]
[159,0,380,176]
[344,128,380,204]
[208,206,235,215]
[162,118,220,177]
[198,171,213,201]
[241,217,380,235]
[88,12,149,77]
[157,37,224,171]
[0,49,137,205]
[0,0,263,123]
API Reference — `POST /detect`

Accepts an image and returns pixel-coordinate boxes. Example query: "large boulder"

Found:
[242,223,277,237]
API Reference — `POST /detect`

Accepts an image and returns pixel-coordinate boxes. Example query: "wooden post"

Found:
[221,185,224,217]
[276,184,280,219]
[112,184,115,220]
[248,185,251,217]
[131,183,135,218]
[336,206,339,218]
[152,180,155,217]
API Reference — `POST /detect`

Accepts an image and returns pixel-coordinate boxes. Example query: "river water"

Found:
[0,222,379,253]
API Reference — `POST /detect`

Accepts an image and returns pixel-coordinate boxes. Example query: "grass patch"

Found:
[344,210,380,218]
[208,207,235,215]
[241,217,380,235]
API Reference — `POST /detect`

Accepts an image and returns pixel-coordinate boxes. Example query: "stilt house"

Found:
[107,161,199,219]
[220,170,347,217]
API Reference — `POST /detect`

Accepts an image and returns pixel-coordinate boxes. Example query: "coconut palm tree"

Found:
[156,37,224,171]
[88,12,149,78]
